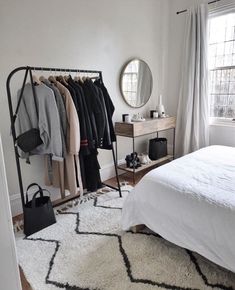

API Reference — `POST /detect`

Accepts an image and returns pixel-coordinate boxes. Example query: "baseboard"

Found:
[99,162,117,181]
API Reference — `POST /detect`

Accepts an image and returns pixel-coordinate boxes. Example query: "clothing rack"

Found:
[6,65,122,210]
[176,0,221,15]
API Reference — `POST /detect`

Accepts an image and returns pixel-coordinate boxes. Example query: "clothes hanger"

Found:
[48,68,57,83]
[74,70,80,82]
[82,72,88,82]
[39,75,47,82]
[90,74,99,81]
[32,68,41,85]
[39,67,46,82]
[48,74,57,83]
[78,71,83,83]
[64,70,70,82]
[55,68,65,83]
[59,70,68,85]
[87,73,91,80]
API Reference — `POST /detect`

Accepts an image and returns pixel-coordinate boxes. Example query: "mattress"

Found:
[122,145,235,272]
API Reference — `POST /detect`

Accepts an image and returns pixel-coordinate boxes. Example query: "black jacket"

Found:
[57,78,89,154]
[68,77,94,153]
[96,86,111,149]
[94,79,116,149]
[81,79,105,148]
[73,81,94,150]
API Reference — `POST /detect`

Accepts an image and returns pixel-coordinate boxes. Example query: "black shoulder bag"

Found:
[24,183,56,236]
[15,69,43,153]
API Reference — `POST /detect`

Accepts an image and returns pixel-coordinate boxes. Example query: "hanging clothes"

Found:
[94,79,116,149]
[78,78,106,191]
[17,82,63,160]
[67,77,103,192]
[16,71,116,199]
[83,149,102,192]
[58,76,89,189]
[95,85,111,149]
[73,79,94,150]
[40,77,67,157]
[39,77,68,189]
[67,76,90,153]
[45,78,83,197]
[81,79,106,148]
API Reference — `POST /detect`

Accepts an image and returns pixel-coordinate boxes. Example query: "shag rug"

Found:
[16,188,235,290]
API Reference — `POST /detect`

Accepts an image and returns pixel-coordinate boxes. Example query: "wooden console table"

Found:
[115,117,176,184]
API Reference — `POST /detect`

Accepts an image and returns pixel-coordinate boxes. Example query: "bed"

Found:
[122,145,235,273]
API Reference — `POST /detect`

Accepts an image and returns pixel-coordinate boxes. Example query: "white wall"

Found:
[210,124,235,146]
[0,0,168,215]
[165,0,235,148]
[0,135,22,290]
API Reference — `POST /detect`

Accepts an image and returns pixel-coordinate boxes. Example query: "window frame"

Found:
[208,11,235,126]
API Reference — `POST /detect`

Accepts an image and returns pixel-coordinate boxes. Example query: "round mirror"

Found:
[120,59,153,108]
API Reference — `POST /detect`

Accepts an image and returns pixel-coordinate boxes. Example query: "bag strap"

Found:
[13,68,29,125]
[25,183,43,203]
[31,189,51,208]
[29,68,39,118]
[12,67,38,125]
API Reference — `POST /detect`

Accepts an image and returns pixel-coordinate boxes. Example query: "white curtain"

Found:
[176,4,209,157]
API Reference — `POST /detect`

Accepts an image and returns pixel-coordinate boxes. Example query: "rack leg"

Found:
[115,136,118,163]
[132,137,135,185]
[13,146,25,207]
[6,69,29,208]
[112,144,122,197]
[173,128,176,159]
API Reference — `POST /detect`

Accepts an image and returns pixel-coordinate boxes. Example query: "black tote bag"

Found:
[24,183,56,236]
[149,138,167,160]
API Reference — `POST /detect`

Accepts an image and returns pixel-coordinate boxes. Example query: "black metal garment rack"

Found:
[6,65,122,211]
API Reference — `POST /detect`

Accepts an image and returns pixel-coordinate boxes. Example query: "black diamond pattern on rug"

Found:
[16,191,235,290]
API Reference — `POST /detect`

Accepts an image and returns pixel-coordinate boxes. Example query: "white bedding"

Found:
[122,145,235,272]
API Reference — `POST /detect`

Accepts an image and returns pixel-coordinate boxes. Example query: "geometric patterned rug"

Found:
[16,188,235,290]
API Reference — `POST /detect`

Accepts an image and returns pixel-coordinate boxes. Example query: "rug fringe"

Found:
[55,190,103,214]
[13,186,126,234]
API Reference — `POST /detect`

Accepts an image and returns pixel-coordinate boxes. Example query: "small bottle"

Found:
[157,94,165,117]
[153,111,159,118]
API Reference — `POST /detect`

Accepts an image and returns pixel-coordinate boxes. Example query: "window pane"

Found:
[231,69,235,81]
[209,13,235,119]
[229,81,235,93]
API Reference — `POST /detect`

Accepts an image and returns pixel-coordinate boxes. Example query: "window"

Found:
[122,60,139,107]
[208,12,235,120]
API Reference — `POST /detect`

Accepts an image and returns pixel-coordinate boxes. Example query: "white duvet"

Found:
[122,145,235,272]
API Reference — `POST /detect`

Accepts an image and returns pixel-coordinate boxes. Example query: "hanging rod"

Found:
[7,66,101,82]
[7,66,103,93]
[176,0,221,15]
[31,66,102,74]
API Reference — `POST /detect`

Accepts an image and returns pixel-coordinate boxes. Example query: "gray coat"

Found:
[17,83,63,160]
[41,79,67,157]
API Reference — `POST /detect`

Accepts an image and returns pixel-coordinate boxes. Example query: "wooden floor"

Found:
[20,267,32,290]
[17,168,159,290]
[105,171,144,187]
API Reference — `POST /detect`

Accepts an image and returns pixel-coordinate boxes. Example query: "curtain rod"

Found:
[176,0,221,15]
